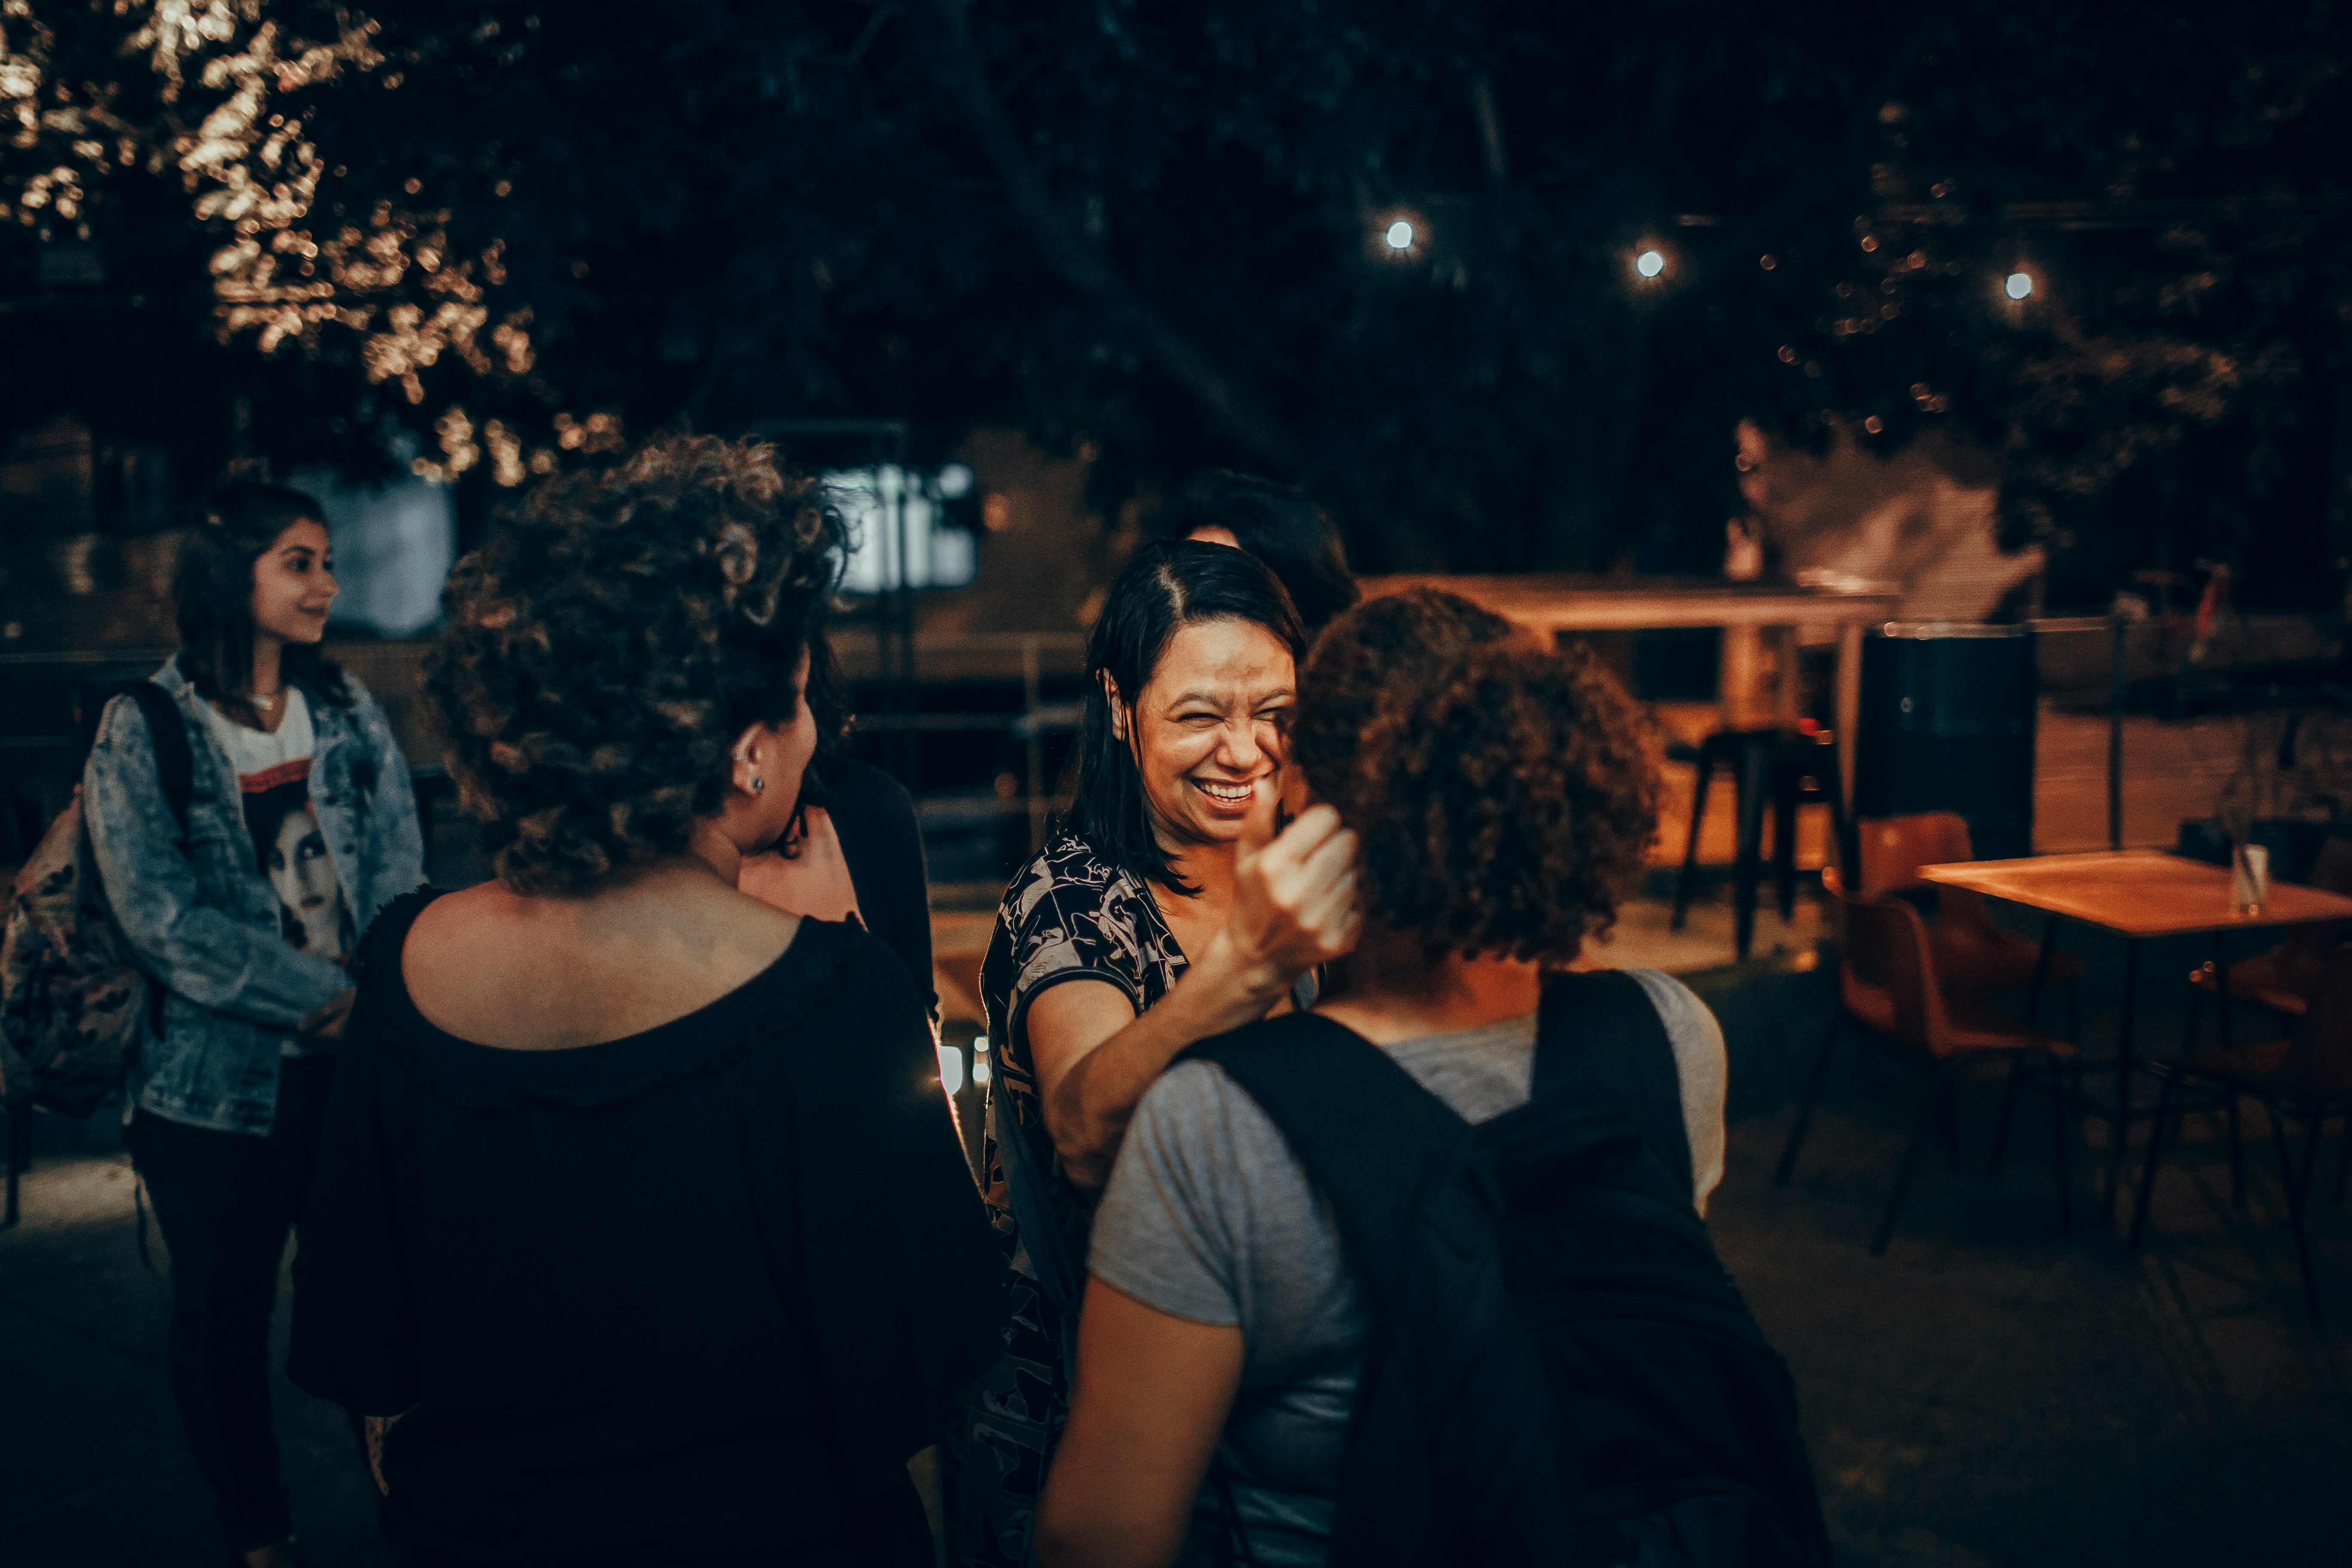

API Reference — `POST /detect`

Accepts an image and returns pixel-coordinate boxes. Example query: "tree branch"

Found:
[1469,73,1509,187]
[1728,16,1942,259]
[923,0,1309,475]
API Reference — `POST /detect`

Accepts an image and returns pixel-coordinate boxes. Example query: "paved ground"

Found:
[5,893,2347,1566]
[1692,949,2352,1567]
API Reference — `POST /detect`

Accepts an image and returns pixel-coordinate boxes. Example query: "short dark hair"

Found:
[1157,471,1358,634]
[1291,589,1659,963]
[426,434,845,895]
[176,482,351,723]
[1063,540,1306,894]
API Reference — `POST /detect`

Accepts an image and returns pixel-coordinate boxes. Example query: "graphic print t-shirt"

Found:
[201,689,355,994]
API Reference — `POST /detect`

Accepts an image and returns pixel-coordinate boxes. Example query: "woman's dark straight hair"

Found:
[1157,470,1359,635]
[1063,540,1305,894]
[175,483,351,726]
[778,626,854,858]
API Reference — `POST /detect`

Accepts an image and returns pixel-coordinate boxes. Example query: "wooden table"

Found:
[1357,575,1902,809]
[1916,849,2352,1219]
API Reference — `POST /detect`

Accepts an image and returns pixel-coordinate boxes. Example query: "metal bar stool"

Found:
[1671,727,1848,960]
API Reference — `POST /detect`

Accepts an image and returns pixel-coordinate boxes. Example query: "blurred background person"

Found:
[288,435,1002,1568]
[83,483,425,1568]
[951,540,1359,1566]
[1160,472,1360,638]
[1041,588,1730,1568]
[737,631,937,1022]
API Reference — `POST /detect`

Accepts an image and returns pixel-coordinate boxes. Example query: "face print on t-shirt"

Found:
[242,764,352,964]
[266,803,344,959]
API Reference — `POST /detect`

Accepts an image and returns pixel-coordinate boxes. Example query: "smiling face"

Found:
[1114,617,1295,851]
[248,518,338,646]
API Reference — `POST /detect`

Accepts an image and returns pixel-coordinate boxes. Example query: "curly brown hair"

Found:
[425,434,844,895]
[1290,588,1660,964]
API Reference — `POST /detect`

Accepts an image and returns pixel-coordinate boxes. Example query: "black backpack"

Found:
[1179,969,1832,1568]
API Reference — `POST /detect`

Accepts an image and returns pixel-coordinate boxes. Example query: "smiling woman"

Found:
[78,483,425,1568]
[951,542,1361,1565]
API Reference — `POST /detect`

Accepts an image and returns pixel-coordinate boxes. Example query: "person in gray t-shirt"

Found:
[1037,587,1716,1568]
[1092,974,1725,1564]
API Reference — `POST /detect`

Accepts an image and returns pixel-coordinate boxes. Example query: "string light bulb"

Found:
[1385,220,1415,251]
[2005,271,2034,300]
[1635,248,1666,278]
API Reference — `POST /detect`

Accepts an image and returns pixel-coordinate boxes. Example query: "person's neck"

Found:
[1162,836,1239,905]
[1315,936,1543,1046]
[686,818,750,888]
[487,845,740,929]
[250,635,285,700]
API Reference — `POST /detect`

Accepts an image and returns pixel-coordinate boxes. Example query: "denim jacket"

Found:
[83,655,426,1135]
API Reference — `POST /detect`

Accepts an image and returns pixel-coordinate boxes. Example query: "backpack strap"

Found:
[1177,1013,1470,1301]
[1534,969,1694,1205]
[1179,1013,1559,1566]
[121,682,195,840]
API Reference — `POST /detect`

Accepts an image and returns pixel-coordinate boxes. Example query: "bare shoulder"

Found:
[402,873,804,1049]
[394,880,508,986]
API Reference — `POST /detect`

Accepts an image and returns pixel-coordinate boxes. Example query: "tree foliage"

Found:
[6,2,2350,599]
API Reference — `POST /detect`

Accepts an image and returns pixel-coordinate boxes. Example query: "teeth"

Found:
[1197,781,1251,801]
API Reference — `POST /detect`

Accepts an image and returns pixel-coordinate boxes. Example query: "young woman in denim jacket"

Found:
[83,484,424,1568]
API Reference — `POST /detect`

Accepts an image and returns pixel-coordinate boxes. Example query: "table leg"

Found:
[2104,937,2142,1224]
[2108,614,2127,851]
[2214,931,2233,1053]
[1774,627,1803,729]
[1834,620,1862,820]
[1734,740,1770,961]
[2025,915,2060,1029]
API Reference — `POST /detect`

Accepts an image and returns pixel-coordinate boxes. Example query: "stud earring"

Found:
[752,776,766,793]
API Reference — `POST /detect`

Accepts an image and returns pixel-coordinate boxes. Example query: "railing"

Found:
[833,630,1088,860]
[0,633,1095,867]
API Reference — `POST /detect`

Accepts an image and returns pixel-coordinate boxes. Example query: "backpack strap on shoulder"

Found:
[122,682,194,839]
[1534,969,1694,1204]
[1178,1014,1471,1301]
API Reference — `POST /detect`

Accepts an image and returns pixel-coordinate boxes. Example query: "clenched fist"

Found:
[1225,778,1360,984]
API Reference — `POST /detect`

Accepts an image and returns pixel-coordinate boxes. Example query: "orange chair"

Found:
[2182,837,2352,1051]
[1779,867,2076,1254]
[2131,943,2352,1324]
[1857,812,2084,1024]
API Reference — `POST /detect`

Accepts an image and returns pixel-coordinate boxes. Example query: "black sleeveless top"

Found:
[288,891,1004,1565]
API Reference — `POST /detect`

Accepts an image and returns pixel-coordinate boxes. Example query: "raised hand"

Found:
[1226,777,1360,984]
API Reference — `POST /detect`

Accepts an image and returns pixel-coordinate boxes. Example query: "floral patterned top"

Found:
[977,827,1189,1262]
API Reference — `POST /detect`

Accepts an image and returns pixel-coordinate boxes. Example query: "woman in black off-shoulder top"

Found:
[289,437,1001,1568]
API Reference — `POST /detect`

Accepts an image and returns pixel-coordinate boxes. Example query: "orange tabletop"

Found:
[1357,574,1902,814]
[1356,573,1901,632]
[1915,849,2352,939]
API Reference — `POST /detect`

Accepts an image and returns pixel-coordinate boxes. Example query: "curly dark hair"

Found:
[425,434,845,895]
[1290,588,1660,964]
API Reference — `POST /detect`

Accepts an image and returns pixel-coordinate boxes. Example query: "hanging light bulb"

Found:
[2005,271,2034,300]
[1385,220,1416,251]
[1636,248,1666,278]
